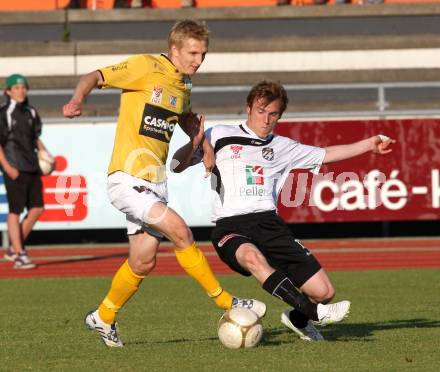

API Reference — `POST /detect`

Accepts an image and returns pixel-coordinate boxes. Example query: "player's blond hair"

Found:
[247,81,288,115]
[168,20,210,49]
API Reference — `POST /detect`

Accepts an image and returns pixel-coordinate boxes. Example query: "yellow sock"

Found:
[175,243,233,310]
[98,260,145,324]
[213,289,234,310]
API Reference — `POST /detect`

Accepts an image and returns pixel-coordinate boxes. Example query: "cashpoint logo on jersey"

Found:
[245,165,264,185]
[140,104,178,143]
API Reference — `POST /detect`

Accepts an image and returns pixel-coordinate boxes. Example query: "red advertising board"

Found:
[274,118,440,223]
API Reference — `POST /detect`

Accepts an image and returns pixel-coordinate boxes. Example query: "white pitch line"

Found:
[4,246,440,263]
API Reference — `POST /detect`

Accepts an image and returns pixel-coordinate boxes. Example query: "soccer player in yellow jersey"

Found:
[62,20,265,347]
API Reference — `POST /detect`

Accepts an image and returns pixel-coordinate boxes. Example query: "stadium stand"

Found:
[194,1,279,6]
[80,0,116,8]
[1,0,440,10]
[1,3,440,117]
[1,2,440,247]
[0,1,70,11]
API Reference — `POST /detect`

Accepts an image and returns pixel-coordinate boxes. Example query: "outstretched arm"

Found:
[172,114,206,173]
[323,135,395,164]
[177,113,214,177]
[63,71,103,118]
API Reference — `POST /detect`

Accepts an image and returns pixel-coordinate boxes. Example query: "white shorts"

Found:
[107,171,168,237]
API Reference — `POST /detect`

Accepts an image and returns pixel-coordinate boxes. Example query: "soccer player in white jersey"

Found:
[172,80,395,341]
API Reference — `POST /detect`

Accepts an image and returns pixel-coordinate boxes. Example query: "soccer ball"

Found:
[38,150,55,175]
[217,308,263,349]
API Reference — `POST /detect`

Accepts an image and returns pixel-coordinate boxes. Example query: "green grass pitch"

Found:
[1,269,439,371]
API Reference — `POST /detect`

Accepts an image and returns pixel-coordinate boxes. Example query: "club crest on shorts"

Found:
[218,233,244,247]
[262,147,274,161]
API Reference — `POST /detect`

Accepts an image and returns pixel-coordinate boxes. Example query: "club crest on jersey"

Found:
[139,104,178,143]
[245,165,264,185]
[262,147,274,161]
[151,86,163,104]
[169,96,177,107]
[230,145,243,159]
[183,76,192,90]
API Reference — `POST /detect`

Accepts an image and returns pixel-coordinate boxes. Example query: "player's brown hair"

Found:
[168,20,210,49]
[246,81,288,115]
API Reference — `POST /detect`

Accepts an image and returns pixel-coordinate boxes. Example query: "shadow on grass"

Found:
[124,319,439,347]
[262,318,440,345]
[127,335,219,346]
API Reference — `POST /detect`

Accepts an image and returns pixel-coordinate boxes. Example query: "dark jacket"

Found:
[0,96,42,173]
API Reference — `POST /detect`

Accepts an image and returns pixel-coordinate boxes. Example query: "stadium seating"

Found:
[0,0,118,11]
[150,0,182,7]
[0,0,71,11]
[151,0,279,7]
[2,0,440,11]
[194,0,278,7]
[80,0,116,9]
[384,0,440,3]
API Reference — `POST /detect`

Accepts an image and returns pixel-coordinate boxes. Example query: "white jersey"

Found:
[200,122,326,222]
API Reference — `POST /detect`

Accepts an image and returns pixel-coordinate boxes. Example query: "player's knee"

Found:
[31,207,44,217]
[169,223,193,248]
[132,256,156,276]
[312,284,335,303]
[238,248,264,271]
[326,285,336,302]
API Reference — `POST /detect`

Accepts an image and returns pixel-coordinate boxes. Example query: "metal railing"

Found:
[30,81,440,123]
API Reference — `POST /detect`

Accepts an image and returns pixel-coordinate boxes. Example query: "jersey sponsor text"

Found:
[139,104,178,143]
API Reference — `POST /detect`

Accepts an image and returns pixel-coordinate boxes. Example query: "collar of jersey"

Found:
[159,54,182,75]
[8,97,27,109]
[242,121,272,141]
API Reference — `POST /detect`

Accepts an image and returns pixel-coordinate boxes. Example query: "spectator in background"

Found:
[0,74,48,269]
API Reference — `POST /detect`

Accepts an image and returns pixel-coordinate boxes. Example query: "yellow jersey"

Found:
[100,54,192,183]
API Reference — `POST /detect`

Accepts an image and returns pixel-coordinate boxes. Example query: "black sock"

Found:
[289,309,309,329]
[262,270,318,321]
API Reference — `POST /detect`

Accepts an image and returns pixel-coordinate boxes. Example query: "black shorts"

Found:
[211,210,322,288]
[3,171,43,214]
